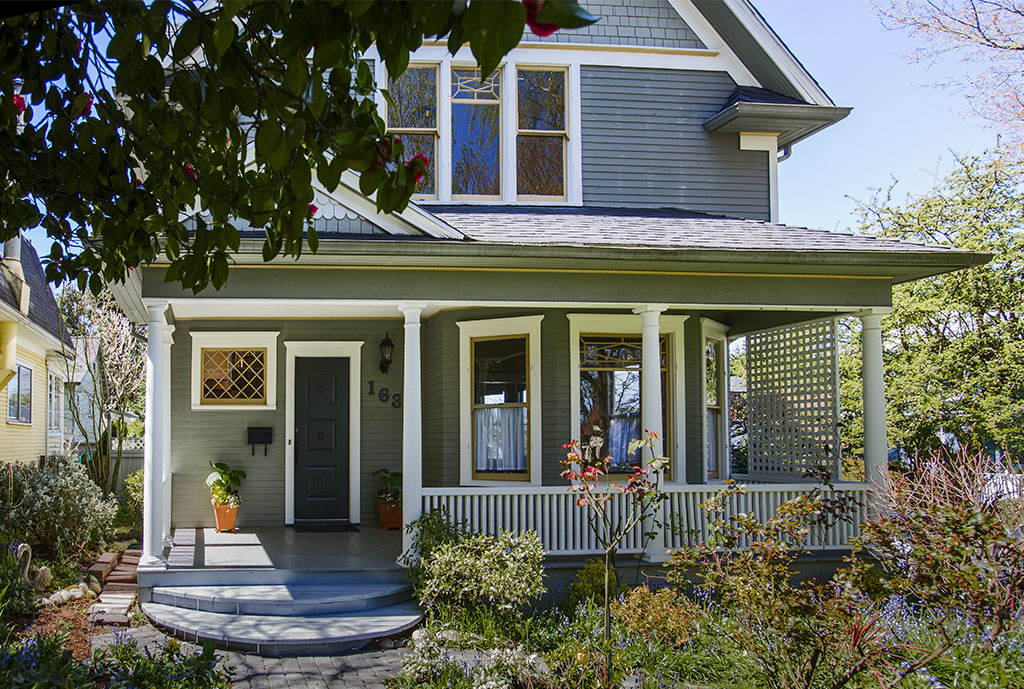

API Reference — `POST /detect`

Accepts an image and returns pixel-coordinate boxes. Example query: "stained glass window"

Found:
[452,68,501,197]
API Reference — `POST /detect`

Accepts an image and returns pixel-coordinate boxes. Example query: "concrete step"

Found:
[151,583,413,616]
[138,567,409,588]
[142,601,422,657]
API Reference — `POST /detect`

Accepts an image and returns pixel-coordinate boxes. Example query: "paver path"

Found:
[92,625,409,689]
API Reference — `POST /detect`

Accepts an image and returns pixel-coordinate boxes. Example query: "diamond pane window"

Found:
[201,348,267,405]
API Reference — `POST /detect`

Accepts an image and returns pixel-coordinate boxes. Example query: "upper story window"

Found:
[385,59,575,204]
[7,364,32,425]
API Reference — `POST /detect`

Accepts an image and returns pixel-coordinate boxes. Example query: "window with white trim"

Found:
[702,319,729,480]
[569,314,688,481]
[47,373,63,434]
[385,61,572,203]
[190,332,279,410]
[6,364,32,424]
[458,316,543,485]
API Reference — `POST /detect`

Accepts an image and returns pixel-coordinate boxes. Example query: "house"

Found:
[1,235,73,462]
[109,0,988,654]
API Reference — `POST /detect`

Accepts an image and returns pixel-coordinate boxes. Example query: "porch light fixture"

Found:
[379,331,395,374]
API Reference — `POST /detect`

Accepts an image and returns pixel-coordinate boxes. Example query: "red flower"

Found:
[308,203,318,216]
[133,179,142,188]
[407,152,430,184]
[183,163,197,181]
[75,38,82,54]
[523,0,559,37]
[80,93,93,117]
[12,94,25,116]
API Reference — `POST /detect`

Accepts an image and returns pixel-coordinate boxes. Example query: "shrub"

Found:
[568,558,619,608]
[401,507,472,588]
[0,455,118,557]
[115,468,144,532]
[612,584,696,646]
[418,530,545,616]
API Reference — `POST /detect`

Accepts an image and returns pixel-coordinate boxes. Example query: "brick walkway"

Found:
[92,626,409,689]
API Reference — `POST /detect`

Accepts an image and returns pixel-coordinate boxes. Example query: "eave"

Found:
[704,102,852,149]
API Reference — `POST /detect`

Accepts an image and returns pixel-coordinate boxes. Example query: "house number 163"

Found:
[368,381,402,408]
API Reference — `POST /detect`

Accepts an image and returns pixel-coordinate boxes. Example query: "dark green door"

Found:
[294,357,349,521]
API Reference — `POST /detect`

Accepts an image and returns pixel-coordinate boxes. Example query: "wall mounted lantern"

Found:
[379,331,395,374]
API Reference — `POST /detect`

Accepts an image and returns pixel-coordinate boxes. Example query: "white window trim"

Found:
[47,372,64,437]
[568,313,687,483]
[458,315,544,487]
[6,360,33,426]
[190,331,279,411]
[701,318,730,482]
[283,341,364,525]
[377,56,582,206]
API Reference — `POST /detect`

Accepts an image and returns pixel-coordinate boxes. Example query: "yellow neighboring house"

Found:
[1,235,72,463]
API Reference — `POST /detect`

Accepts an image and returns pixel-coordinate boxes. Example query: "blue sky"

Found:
[755,0,999,232]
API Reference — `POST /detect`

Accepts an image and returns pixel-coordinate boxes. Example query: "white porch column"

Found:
[860,313,888,486]
[399,302,427,557]
[141,302,169,569]
[634,304,667,559]
[634,305,667,460]
[160,325,174,548]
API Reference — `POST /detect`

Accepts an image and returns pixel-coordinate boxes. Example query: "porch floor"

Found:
[165,527,404,571]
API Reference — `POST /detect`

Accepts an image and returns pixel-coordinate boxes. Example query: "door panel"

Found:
[294,357,349,520]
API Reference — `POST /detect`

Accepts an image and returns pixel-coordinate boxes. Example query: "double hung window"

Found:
[702,319,729,480]
[387,65,439,197]
[517,68,567,198]
[6,364,32,424]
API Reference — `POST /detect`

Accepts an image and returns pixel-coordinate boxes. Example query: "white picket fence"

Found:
[421,482,871,556]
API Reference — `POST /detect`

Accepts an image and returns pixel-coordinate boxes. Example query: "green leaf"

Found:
[535,0,601,29]
[171,18,202,62]
[359,168,383,197]
[307,223,319,253]
[212,17,236,57]
[255,121,283,158]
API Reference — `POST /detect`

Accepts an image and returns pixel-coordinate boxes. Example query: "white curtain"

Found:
[474,406,527,473]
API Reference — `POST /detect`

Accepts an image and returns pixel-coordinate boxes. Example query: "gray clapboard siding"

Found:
[169,319,405,528]
[581,67,771,220]
[522,0,705,50]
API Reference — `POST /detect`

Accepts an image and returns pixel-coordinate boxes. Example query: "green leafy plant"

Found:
[0,455,117,558]
[417,530,545,620]
[612,584,697,647]
[568,558,619,608]
[401,507,472,589]
[372,467,402,505]
[204,462,246,508]
[0,630,93,689]
[115,468,144,536]
[101,633,232,689]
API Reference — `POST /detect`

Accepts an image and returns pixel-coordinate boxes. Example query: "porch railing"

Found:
[421,482,871,556]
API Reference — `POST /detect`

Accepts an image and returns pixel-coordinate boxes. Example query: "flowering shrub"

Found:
[417,530,545,615]
[401,507,473,591]
[399,635,546,689]
[612,584,696,647]
[0,455,118,557]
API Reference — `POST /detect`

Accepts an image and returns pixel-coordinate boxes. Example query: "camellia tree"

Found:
[0,0,597,293]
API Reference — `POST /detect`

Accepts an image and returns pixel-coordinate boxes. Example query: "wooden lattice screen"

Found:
[746,319,840,479]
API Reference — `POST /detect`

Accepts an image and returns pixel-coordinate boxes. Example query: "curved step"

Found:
[142,601,422,657]
[151,583,412,616]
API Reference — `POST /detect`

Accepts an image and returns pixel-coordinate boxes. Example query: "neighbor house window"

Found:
[387,65,439,197]
[190,332,279,410]
[702,319,729,480]
[458,316,543,485]
[517,67,566,199]
[7,364,32,424]
[451,67,502,198]
[579,336,667,473]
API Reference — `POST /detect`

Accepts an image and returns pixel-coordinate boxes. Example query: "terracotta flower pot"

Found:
[212,500,238,533]
[377,498,402,531]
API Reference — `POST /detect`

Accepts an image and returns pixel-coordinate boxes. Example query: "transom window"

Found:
[471,336,529,479]
[579,336,667,474]
[201,348,267,405]
[385,62,571,202]
[6,364,32,424]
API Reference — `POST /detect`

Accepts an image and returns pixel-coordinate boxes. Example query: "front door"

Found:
[294,357,349,520]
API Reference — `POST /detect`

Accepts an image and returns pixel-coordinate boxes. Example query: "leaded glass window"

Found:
[200,348,267,405]
[472,336,529,479]
[452,68,501,197]
[517,68,566,198]
[579,336,667,473]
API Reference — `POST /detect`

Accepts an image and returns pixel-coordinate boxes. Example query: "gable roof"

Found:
[0,239,72,348]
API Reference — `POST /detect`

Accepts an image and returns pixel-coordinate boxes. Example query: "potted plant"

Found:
[205,462,247,533]
[373,468,402,531]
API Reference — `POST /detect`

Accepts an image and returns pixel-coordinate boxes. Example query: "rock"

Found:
[50,590,69,604]
[379,638,396,650]
[69,587,84,599]
[411,629,430,644]
[88,582,102,595]
[436,630,460,644]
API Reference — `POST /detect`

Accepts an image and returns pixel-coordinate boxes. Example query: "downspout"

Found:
[777,146,792,163]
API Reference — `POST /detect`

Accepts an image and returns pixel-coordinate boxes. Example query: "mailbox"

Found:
[247,427,273,455]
